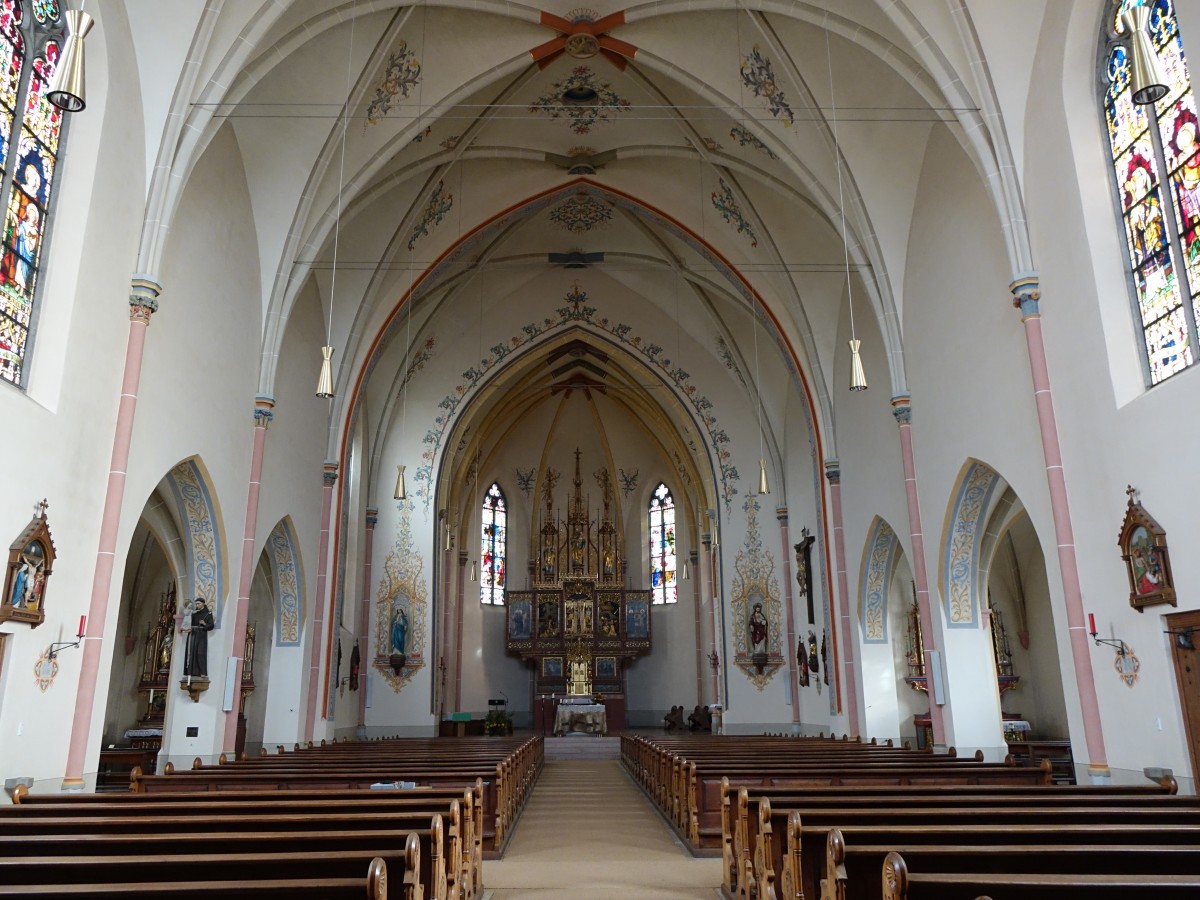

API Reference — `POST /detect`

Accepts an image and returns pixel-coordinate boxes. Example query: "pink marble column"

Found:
[776,508,802,725]
[889,398,947,749]
[357,507,378,736]
[63,278,162,789]
[222,396,275,753]
[690,549,704,708]
[305,461,338,741]
[1011,276,1109,778]
[704,533,721,705]
[454,549,467,710]
[821,469,861,736]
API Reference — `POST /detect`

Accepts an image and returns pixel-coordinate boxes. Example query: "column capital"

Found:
[365,507,379,529]
[823,459,841,484]
[775,507,789,523]
[253,395,275,428]
[322,460,340,487]
[458,550,469,566]
[891,393,912,424]
[128,276,163,323]
[1009,273,1041,318]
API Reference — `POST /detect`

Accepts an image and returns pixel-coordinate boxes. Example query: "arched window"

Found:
[1103,1,1198,384]
[479,482,506,605]
[648,482,676,605]
[0,0,66,388]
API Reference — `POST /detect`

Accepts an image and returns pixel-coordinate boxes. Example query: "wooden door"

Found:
[1166,609,1200,783]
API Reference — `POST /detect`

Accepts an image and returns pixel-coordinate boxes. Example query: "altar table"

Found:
[553,702,607,736]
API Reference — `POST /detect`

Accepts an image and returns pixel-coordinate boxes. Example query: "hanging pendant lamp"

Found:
[848,339,868,391]
[48,8,93,112]
[393,464,407,501]
[758,459,770,495]
[316,345,335,398]
[1123,6,1169,106]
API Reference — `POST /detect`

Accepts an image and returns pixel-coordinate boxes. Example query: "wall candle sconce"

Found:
[48,615,86,659]
[1088,613,1128,656]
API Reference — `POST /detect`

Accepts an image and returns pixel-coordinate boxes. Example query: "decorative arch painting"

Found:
[165,459,224,624]
[373,501,427,692]
[731,496,783,689]
[943,461,1002,627]
[860,519,899,643]
[266,518,303,646]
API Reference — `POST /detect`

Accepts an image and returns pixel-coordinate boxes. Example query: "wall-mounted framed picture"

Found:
[595,656,617,678]
[542,656,563,678]
[1118,487,1176,612]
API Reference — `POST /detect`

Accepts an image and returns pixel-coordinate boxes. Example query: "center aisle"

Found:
[484,758,722,899]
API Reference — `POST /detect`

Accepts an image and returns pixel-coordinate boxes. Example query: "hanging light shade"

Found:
[1123,6,1169,106]
[316,345,335,398]
[393,464,407,501]
[848,339,868,392]
[758,459,770,495]
[682,559,690,581]
[470,560,478,582]
[47,9,93,112]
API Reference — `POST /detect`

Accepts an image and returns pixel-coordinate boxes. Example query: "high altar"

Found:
[505,450,652,733]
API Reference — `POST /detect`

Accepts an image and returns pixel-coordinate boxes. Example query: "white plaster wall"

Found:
[0,9,148,790]
[1017,0,1200,786]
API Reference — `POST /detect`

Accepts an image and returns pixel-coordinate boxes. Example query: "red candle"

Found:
[78,615,87,637]
[1088,613,1096,635]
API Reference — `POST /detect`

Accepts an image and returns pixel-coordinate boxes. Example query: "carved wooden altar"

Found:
[505,449,651,702]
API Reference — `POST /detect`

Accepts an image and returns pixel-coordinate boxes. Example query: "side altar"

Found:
[505,450,651,733]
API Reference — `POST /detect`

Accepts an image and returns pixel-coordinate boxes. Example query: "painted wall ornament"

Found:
[1115,644,1141,687]
[1118,485,1176,611]
[549,192,613,233]
[1,498,55,628]
[414,285,740,511]
[408,181,454,251]
[33,645,57,692]
[730,124,778,159]
[366,41,422,126]
[373,500,427,691]
[740,45,794,126]
[529,65,631,134]
[731,495,784,689]
[711,177,758,248]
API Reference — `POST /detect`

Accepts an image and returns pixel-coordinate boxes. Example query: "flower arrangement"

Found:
[591,692,604,704]
[484,708,512,736]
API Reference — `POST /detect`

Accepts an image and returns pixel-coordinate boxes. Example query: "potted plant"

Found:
[484,708,512,736]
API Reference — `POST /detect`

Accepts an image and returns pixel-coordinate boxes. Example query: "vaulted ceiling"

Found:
[133,0,1024,499]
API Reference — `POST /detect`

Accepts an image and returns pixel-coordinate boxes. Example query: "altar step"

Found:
[542,735,621,760]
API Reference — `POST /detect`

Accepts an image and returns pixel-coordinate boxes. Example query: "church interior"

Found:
[3,0,1200,895]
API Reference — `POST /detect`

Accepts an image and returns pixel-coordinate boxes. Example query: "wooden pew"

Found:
[762,812,1200,900]
[878,849,1200,900]
[822,829,1200,900]
[8,784,481,897]
[0,811,450,900]
[0,855,390,899]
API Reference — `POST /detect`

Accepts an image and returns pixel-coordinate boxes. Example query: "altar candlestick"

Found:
[1088,613,1097,635]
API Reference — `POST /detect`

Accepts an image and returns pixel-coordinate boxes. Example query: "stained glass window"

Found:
[649,482,677,605]
[1104,1,1198,384]
[480,482,507,605]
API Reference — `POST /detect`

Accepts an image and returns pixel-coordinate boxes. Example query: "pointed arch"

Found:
[264,516,305,646]
[162,456,227,625]
[859,517,901,644]
[940,460,1008,628]
[479,482,507,606]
